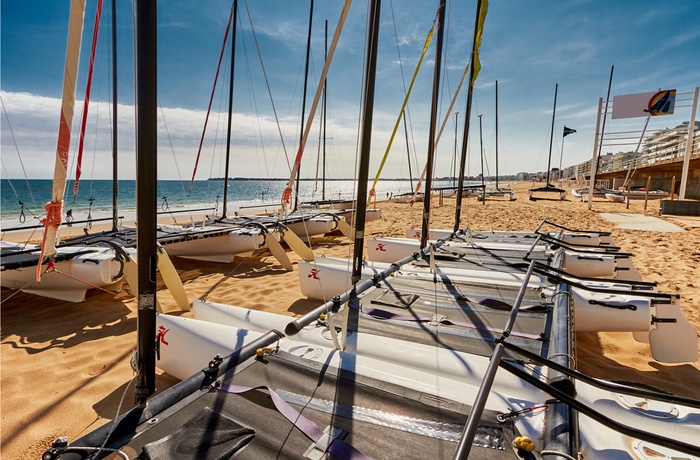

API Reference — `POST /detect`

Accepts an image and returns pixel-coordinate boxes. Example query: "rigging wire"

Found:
[1,96,39,212]
[388,0,420,184]
[239,14,272,181]
[242,0,290,171]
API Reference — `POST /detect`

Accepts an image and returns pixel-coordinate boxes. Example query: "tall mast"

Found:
[479,114,485,191]
[454,0,487,232]
[495,80,499,189]
[134,0,158,405]
[545,83,558,184]
[591,65,614,190]
[36,0,86,280]
[222,0,239,218]
[351,0,381,284]
[420,0,446,251]
[294,0,315,211]
[453,111,458,186]
[111,0,118,230]
[322,19,327,201]
[280,0,352,211]
[403,111,413,191]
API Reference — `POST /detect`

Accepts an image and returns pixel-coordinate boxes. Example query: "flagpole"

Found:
[679,87,698,200]
[558,131,565,182]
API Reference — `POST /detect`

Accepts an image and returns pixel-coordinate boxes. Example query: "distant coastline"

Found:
[207,177,459,181]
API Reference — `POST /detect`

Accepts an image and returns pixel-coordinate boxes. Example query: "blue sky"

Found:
[2,0,699,182]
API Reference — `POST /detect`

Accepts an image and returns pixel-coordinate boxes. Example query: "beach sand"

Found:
[2,181,699,459]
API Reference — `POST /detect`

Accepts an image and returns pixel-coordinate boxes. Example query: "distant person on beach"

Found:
[66,209,74,226]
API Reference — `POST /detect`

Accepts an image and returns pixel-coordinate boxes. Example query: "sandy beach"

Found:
[2,181,699,459]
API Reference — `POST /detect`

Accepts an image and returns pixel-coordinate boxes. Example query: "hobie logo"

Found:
[413,231,421,238]
[376,243,386,251]
[308,269,321,280]
[158,326,170,345]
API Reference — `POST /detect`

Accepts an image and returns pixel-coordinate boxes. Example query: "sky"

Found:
[2,0,699,183]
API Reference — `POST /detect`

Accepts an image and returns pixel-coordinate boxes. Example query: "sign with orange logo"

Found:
[612,90,676,119]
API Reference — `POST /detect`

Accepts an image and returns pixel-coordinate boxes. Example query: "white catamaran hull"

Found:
[0,243,125,302]
[154,225,265,263]
[157,306,700,459]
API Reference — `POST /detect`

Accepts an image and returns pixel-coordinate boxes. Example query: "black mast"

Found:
[592,65,614,190]
[545,83,558,185]
[322,19,327,201]
[495,80,499,190]
[452,111,458,186]
[111,0,118,231]
[294,0,314,211]
[351,0,380,285]
[134,0,158,405]
[478,114,484,192]
[222,0,239,218]
[454,0,486,232]
[420,0,446,250]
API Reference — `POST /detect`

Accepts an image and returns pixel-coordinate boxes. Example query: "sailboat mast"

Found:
[222,0,239,218]
[454,0,487,232]
[134,0,158,405]
[420,0,446,251]
[294,0,315,212]
[404,111,413,191]
[479,114,485,191]
[37,0,86,275]
[322,19,327,201]
[592,65,614,190]
[351,0,381,284]
[545,83,558,184]
[111,0,118,231]
[495,80,499,189]
[453,111,458,186]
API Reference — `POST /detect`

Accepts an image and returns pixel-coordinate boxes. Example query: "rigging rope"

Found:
[73,0,104,200]
[281,0,353,211]
[243,0,290,176]
[189,6,235,195]
[413,55,471,199]
[1,96,38,213]
[367,20,435,204]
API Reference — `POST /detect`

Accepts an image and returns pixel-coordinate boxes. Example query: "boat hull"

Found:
[1,243,125,302]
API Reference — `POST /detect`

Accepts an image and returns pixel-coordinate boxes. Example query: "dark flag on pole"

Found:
[563,126,576,137]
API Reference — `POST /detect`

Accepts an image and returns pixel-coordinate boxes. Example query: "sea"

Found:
[1,178,462,232]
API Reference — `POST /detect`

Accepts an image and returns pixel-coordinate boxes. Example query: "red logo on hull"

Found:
[158,326,170,345]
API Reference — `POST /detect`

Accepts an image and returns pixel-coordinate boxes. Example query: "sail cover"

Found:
[37,0,86,281]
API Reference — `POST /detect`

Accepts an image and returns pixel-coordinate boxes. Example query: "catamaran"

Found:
[41,2,700,460]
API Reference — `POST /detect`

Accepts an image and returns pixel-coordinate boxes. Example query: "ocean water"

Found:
[1,178,458,231]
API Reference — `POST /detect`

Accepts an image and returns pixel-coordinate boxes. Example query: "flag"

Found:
[563,126,576,137]
[470,0,488,87]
